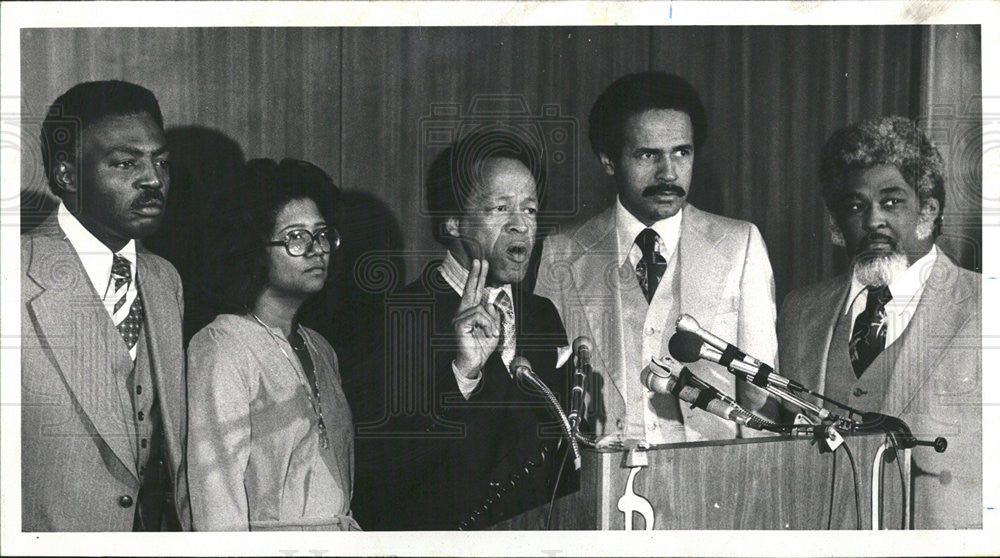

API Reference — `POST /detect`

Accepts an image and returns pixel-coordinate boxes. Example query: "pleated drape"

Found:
[19,26,981,340]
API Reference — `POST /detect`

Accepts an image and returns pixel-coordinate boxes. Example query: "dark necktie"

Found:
[111,254,144,351]
[849,285,893,377]
[635,228,667,303]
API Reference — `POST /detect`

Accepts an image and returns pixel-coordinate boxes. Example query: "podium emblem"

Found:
[617,466,655,530]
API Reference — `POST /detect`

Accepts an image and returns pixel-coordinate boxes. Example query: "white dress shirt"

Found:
[614,197,686,444]
[615,197,683,269]
[57,203,140,359]
[844,245,939,350]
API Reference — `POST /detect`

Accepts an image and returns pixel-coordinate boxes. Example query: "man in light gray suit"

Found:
[777,116,981,529]
[21,81,190,531]
[536,72,777,447]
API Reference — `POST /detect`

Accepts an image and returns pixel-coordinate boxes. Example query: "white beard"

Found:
[852,252,909,287]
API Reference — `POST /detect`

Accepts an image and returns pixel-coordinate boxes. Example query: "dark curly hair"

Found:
[588,71,707,161]
[212,158,340,313]
[819,116,946,237]
[40,80,164,197]
[426,126,545,246]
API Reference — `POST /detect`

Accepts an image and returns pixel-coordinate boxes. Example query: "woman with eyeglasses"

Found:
[186,158,359,531]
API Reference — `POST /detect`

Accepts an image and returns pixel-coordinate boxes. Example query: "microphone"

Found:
[668,331,803,392]
[512,356,582,470]
[569,336,592,432]
[676,314,763,367]
[641,356,760,429]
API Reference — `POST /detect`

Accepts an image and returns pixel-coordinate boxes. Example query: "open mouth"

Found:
[505,244,529,263]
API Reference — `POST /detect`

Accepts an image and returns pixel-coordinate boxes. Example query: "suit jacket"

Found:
[777,252,981,529]
[21,219,191,531]
[351,264,578,530]
[536,203,778,443]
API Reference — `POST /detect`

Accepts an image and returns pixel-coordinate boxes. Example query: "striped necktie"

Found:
[111,254,144,351]
[848,285,892,377]
[635,228,667,303]
[493,289,516,371]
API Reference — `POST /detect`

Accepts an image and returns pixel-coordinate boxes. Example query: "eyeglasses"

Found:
[265,227,341,256]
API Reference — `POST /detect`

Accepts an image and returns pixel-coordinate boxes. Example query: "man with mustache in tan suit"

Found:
[21,81,190,531]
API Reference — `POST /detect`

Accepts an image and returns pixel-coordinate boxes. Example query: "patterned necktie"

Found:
[111,254,144,351]
[493,289,516,371]
[849,285,892,377]
[635,228,667,303]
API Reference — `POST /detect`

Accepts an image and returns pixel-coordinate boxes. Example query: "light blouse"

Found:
[187,314,358,531]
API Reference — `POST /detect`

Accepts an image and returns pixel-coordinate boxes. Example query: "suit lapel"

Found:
[805,278,851,396]
[136,253,185,475]
[570,208,627,403]
[885,256,974,416]
[25,233,138,478]
[678,206,729,327]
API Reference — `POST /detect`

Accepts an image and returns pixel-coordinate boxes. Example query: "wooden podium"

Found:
[493,434,910,530]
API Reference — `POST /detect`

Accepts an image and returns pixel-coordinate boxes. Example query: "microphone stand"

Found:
[746,369,947,530]
[513,359,582,470]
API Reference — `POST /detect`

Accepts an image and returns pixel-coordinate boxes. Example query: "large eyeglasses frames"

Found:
[265,227,341,257]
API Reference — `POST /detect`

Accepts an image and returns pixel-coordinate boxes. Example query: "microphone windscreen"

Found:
[511,355,532,375]
[669,331,704,363]
[676,313,700,333]
[639,366,652,390]
[572,336,593,353]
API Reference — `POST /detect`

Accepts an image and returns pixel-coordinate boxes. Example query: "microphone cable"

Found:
[841,439,862,529]
[825,450,837,530]
[545,441,572,530]
[886,433,908,529]
[515,365,582,470]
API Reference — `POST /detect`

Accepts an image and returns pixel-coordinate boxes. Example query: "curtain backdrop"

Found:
[19,26,981,357]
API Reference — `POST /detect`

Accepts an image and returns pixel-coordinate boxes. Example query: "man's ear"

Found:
[53,161,78,195]
[916,197,942,240]
[826,210,846,247]
[598,152,616,177]
[919,197,941,220]
[444,216,462,239]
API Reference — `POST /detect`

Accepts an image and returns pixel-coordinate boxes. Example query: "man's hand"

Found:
[452,259,500,379]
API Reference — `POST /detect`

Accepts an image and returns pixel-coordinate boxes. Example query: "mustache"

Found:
[641,184,686,198]
[132,189,165,208]
[859,232,897,250]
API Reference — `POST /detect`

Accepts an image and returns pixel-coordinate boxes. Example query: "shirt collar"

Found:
[614,196,683,266]
[440,251,513,307]
[57,203,137,297]
[845,245,939,314]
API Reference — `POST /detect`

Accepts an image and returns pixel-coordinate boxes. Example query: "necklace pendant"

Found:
[318,418,330,449]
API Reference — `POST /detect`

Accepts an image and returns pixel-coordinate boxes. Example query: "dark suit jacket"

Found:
[777,252,981,529]
[21,219,191,531]
[351,263,578,530]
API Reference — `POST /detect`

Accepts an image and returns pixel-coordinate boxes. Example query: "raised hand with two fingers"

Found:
[451,259,501,380]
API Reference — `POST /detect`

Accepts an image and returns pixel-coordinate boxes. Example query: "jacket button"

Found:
[853,388,868,397]
[616,419,624,430]
[118,495,134,508]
